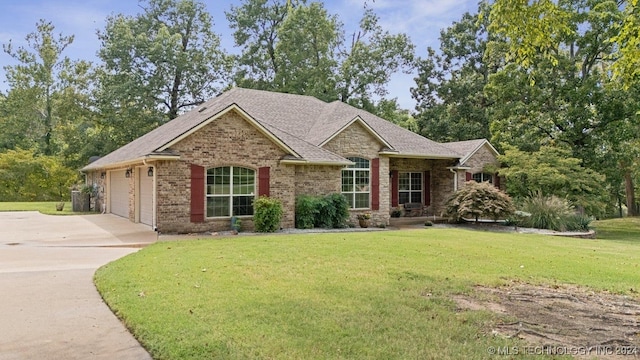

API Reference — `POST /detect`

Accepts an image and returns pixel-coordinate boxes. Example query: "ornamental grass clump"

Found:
[444,181,515,222]
[520,192,590,232]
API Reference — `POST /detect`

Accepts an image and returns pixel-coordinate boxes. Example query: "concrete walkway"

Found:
[0,212,157,360]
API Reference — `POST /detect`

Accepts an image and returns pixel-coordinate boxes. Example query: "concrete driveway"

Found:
[0,212,157,360]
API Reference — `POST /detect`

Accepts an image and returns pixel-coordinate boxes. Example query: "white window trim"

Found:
[398,172,423,205]
[206,166,255,218]
[472,172,493,184]
[342,157,370,210]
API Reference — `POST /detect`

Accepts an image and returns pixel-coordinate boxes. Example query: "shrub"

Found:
[295,193,349,229]
[444,181,515,222]
[315,196,335,228]
[0,148,77,201]
[295,195,320,229]
[520,193,577,231]
[253,196,283,233]
[565,214,593,232]
[326,193,349,228]
[498,145,607,216]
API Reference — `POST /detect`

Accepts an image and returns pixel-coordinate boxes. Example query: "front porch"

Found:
[388,215,449,228]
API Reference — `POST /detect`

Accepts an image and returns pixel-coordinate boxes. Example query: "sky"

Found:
[0,0,478,110]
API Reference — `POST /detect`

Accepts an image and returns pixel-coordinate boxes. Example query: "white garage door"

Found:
[138,168,153,226]
[110,170,129,219]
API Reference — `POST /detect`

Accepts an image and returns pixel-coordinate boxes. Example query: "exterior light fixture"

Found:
[100,172,106,179]
[125,169,132,178]
[147,167,154,177]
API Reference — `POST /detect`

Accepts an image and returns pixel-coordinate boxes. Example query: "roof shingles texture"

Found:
[83,88,468,171]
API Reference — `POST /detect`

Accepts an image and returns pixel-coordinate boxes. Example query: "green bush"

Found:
[325,193,349,228]
[520,193,576,231]
[295,195,320,229]
[444,181,515,222]
[565,214,593,232]
[253,196,283,233]
[295,193,349,229]
[0,148,77,201]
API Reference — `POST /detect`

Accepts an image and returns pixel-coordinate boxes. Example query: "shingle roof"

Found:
[82,88,468,171]
[442,139,498,165]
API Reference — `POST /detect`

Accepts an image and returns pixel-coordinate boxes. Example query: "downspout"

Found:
[450,168,458,192]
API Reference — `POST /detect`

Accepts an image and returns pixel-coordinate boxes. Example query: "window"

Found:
[342,157,370,209]
[472,173,493,184]
[399,172,422,204]
[206,166,255,217]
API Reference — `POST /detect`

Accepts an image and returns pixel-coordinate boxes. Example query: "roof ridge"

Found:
[259,119,346,159]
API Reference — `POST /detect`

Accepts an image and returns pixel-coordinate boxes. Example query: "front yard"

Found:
[94,222,640,359]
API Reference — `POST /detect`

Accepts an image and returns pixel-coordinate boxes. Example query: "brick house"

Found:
[81,88,501,232]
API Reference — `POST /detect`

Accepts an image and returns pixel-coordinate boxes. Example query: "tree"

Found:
[226,0,298,90]
[487,0,639,215]
[0,148,77,201]
[97,0,228,146]
[372,98,419,132]
[2,20,92,157]
[490,0,639,87]
[444,181,515,222]
[337,8,415,107]
[411,5,496,142]
[611,0,640,87]
[227,0,414,107]
[498,146,608,216]
[274,2,340,100]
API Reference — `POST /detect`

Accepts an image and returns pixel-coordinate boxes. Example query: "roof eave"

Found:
[383,152,460,160]
[81,154,180,172]
[458,139,500,165]
[319,116,393,149]
[280,159,354,166]
[158,103,301,158]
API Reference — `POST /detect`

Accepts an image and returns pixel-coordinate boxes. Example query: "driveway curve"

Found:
[0,212,156,360]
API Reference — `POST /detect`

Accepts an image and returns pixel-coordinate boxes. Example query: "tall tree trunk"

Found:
[624,170,637,216]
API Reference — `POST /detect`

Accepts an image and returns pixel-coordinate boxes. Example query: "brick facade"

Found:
[87,114,500,233]
[294,165,341,196]
[388,157,459,216]
[464,144,500,174]
[153,111,295,233]
[322,121,390,225]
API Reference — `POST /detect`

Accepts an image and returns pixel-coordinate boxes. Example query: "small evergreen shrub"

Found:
[253,196,283,232]
[315,196,335,228]
[295,193,349,229]
[327,193,349,228]
[424,220,433,227]
[444,181,515,222]
[295,195,320,229]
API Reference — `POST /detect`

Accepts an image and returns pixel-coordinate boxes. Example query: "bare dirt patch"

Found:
[454,282,640,358]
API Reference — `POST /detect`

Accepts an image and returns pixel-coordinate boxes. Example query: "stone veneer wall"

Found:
[155,111,296,233]
[322,121,390,225]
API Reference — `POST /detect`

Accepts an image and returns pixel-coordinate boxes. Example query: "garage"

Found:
[138,167,154,226]
[109,170,129,219]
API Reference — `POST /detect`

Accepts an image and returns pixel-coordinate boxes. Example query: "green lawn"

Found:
[593,217,640,242]
[94,222,640,360]
[0,201,91,215]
